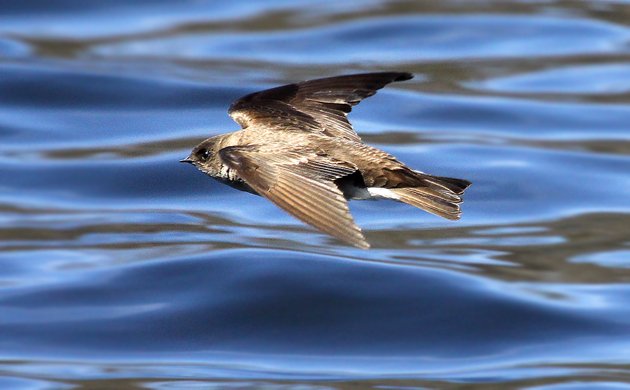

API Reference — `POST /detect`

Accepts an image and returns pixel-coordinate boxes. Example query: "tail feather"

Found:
[390,175,471,220]
[391,187,462,220]
[426,175,471,195]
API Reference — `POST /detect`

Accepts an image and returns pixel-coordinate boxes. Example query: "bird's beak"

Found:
[180,156,194,164]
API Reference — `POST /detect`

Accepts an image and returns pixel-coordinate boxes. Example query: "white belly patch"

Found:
[339,181,401,201]
[367,187,400,200]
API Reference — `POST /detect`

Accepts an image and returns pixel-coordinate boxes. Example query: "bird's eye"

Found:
[197,149,210,161]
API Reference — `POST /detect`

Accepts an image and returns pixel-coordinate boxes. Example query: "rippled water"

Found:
[1,1,630,388]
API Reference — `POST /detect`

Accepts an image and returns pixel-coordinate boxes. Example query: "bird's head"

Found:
[180,136,223,176]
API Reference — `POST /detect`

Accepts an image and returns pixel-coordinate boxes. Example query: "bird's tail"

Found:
[389,175,471,220]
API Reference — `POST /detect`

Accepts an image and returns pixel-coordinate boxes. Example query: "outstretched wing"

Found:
[228,72,413,142]
[218,145,370,249]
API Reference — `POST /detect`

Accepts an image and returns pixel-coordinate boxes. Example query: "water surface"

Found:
[1,1,630,388]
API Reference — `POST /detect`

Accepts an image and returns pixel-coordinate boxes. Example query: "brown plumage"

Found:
[181,72,471,249]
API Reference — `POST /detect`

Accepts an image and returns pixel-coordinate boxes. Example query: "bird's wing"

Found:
[218,145,370,249]
[228,72,413,142]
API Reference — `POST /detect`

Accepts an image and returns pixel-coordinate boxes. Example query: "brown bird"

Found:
[181,72,471,249]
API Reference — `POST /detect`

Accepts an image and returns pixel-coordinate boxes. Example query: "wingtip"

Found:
[356,241,371,250]
[350,232,371,250]
[394,72,414,81]
[332,227,371,249]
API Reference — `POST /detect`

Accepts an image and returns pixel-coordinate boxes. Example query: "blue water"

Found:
[1,1,630,388]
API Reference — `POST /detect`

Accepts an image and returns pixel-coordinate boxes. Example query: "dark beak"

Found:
[180,157,194,164]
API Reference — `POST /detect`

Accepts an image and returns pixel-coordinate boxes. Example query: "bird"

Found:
[181,72,471,249]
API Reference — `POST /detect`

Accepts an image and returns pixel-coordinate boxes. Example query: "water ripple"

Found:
[1,0,630,388]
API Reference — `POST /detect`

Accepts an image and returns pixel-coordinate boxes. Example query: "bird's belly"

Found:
[212,176,259,195]
[340,183,400,201]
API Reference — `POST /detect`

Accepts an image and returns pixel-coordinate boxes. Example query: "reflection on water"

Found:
[1,0,630,388]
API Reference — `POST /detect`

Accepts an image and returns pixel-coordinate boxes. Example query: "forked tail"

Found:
[390,174,472,220]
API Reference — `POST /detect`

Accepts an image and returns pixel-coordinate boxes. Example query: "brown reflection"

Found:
[26,133,630,161]
[14,0,630,57]
[0,206,241,267]
[2,202,629,284]
[38,135,207,160]
[2,2,538,58]
[0,204,327,268]
[11,0,630,103]
[363,132,630,157]
[1,359,630,390]
[366,212,630,283]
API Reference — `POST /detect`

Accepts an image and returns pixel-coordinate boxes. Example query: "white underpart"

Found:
[367,187,400,200]
[344,185,400,200]
[219,164,238,181]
